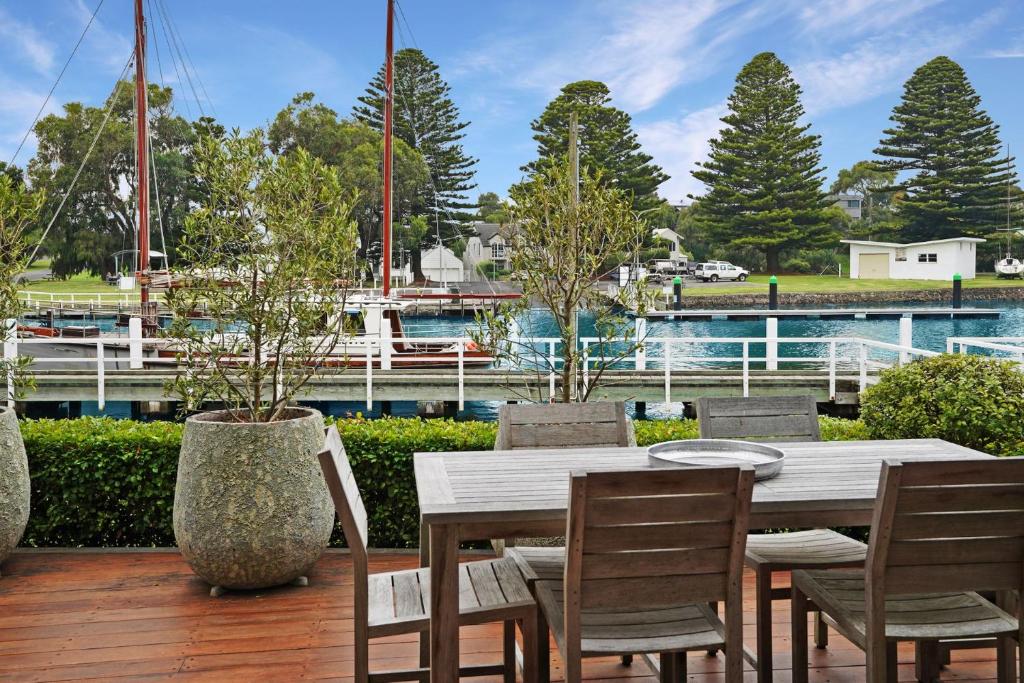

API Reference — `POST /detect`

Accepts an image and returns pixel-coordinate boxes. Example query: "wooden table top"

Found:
[414,439,993,529]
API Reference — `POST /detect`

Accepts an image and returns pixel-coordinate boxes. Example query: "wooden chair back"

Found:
[697,395,820,442]
[868,458,1024,599]
[495,401,636,450]
[317,425,369,578]
[563,465,754,624]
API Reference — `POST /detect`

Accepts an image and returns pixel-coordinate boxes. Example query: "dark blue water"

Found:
[29,301,1024,420]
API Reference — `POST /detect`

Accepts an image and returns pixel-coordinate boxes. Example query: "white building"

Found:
[832,193,863,220]
[842,237,985,280]
[651,228,687,263]
[462,222,512,281]
[420,245,465,284]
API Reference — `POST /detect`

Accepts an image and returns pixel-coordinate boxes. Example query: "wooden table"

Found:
[414,438,993,682]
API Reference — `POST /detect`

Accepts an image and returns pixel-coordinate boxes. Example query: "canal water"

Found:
[23,300,1024,421]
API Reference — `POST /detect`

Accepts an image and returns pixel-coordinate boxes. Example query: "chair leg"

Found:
[791,584,809,683]
[503,621,516,683]
[887,641,899,682]
[519,614,540,683]
[996,635,1016,683]
[915,641,940,683]
[676,651,687,680]
[706,601,720,656]
[536,607,550,683]
[814,610,829,649]
[620,654,633,666]
[755,567,773,683]
[659,652,677,683]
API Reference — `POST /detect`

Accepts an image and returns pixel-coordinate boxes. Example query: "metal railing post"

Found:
[663,340,672,404]
[380,318,392,370]
[828,340,837,401]
[634,317,647,371]
[766,317,778,371]
[581,343,590,396]
[898,317,913,365]
[129,317,143,370]
[96,340,105,411]
[742,341,749,398]
[365,345,373,411]
[457,340,465,411]
[946,338,955,354]
[548,341,556,401]
[859,342,868,392]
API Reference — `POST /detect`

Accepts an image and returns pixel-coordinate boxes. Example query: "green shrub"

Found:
[782,257,812,273]
[861,354,1024,456]
[20,413,869,548]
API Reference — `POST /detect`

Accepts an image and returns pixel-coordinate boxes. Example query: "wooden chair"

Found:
[495,401,636,451]
[526,465,754,683]
[497,401,638,668]
[791,459,1024,683]
[697,395,868,682]
[317,426,539,683]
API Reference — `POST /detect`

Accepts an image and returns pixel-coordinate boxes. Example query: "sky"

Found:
[0,0,1022,205]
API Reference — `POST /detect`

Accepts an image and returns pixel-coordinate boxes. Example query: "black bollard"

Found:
[635,401,647,420]
[952,273,962,309]
[768,275,779,311]
[673,276,682,311]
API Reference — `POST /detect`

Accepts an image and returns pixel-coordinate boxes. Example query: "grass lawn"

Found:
[17,273,162,301]
[679,272,1024,297]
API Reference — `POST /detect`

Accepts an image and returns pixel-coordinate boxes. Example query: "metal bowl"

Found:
[647,439,785,481]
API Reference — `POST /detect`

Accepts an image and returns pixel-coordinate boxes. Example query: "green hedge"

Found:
[20,415,869,548]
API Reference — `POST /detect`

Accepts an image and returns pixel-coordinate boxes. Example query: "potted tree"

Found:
[166,130,360,594]
[0,173,42,574]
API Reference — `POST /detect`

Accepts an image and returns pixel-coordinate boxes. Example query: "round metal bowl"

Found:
[647,439,786,481]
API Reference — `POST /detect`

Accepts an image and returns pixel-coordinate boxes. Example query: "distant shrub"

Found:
[782,257,812,273]
[861,354,1024,456]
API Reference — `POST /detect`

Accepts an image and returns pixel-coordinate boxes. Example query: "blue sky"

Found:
[1,0,1022,204]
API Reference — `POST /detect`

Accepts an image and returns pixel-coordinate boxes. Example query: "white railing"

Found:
[4,316,942,412]
[947,337,1024,361]
[18,290,143,307]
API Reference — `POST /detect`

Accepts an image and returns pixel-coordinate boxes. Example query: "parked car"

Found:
[694,261,749,282]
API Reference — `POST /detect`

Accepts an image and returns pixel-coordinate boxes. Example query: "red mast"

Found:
[381,0,394,297]
[134,0,150,305]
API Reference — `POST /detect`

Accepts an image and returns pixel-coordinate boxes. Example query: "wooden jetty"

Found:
[643,306,1001,321]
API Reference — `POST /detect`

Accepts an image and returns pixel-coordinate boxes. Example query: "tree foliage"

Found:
[28,81,198,278]
[874,57,1017,241]
[691,53,836,273]
[523,81,667,211]
[164,130,361,423]
[476,158,653,402]
[354,48,477,237]
[830,160,899,236]
[270,92,429,269]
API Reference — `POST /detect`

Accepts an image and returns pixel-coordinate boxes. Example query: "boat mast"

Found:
[134,0,150,305]
[381,0,395,297]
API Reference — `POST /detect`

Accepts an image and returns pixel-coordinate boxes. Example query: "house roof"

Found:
[841,237,986,248]
[471,221,511,243]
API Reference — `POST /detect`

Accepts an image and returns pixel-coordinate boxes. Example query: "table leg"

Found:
[430,523,459,683]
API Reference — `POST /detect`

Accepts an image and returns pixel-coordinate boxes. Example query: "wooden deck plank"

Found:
[0,549,1006,681]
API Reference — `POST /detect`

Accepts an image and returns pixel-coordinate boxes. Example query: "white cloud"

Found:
[637,103,728,202]
[0,8,55,74]
[799,0,943,36]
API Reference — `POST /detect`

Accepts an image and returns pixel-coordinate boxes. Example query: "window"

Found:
[895,248,907,262]
[846,199,861,208]
[491,243,505,259]
[917,253,938,263]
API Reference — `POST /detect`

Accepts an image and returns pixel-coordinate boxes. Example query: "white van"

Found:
[694,261,749,282]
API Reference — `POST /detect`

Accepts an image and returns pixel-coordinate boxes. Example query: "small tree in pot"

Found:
[165,130,360,594]
[0,174,42,574]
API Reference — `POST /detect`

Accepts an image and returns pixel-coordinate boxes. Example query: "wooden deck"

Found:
[0,550,1004,682]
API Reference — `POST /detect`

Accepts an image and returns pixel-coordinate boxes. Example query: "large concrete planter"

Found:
[0,406,30,574]
[173,408,333,592]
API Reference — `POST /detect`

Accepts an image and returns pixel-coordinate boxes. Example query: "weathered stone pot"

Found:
[173,408,333,591]
[0,406,30,574]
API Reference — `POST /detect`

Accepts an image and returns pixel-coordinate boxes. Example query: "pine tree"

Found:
[691,53,836,273]
[523,80,667,211]
[874,56,1016,241]
[354,48,477,240]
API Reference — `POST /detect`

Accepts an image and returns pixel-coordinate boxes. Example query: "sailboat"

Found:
[995,147,1023,279]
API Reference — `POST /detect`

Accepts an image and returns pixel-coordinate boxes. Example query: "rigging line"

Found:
[155,0,206,118]
[151,0,193,119]
[9,0,106,166]
[29,55,133,266]
[394,0,419,50]
[157,0,215,117]
[147,0,169,93]
[147,109,169,271]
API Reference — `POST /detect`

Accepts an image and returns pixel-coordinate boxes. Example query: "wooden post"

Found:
[768,275,779,310]
[766,317,778,371]
[3,319,16,407]
[634,317,646,370]
[673,275,682,310]
[128,317,143,370]
[898,317,912,365]
[952,273,962,309]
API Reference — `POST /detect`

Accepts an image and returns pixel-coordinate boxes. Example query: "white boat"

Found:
[995,254,1024,278]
